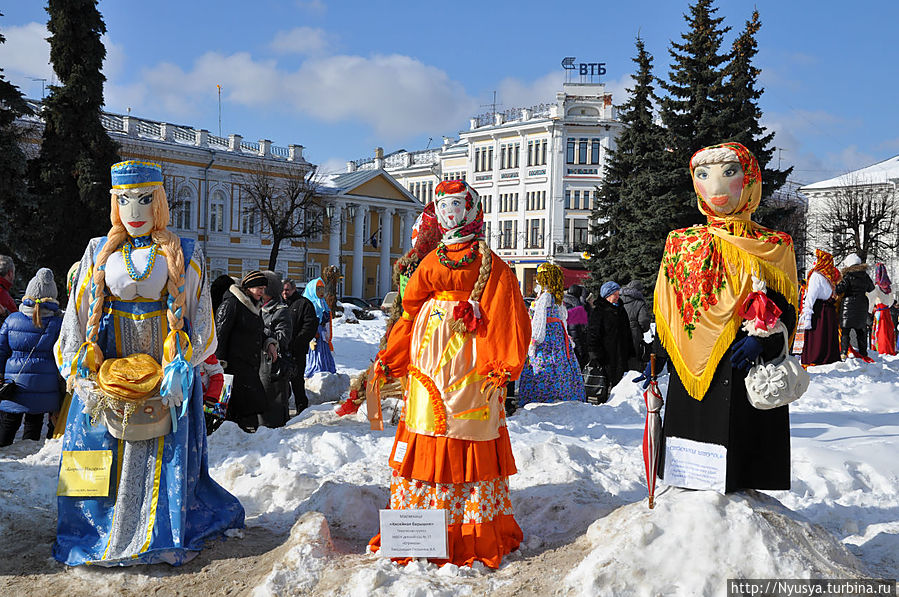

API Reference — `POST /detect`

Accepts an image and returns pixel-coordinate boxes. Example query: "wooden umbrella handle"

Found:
[650,353,657,380]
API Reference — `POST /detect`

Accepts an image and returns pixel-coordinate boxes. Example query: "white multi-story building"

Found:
[350,82,621,294]
[20,101,423,298]
[801,155,899,276]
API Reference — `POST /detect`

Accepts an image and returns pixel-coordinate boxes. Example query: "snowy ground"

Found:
[0,312,896,596]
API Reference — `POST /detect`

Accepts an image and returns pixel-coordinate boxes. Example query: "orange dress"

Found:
[369,242,531,568]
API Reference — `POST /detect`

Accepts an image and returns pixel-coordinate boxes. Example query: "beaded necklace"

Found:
[436,242,478,269]
[122,238,159,281]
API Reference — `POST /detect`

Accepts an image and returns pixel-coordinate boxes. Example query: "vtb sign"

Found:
[562,56,606,76]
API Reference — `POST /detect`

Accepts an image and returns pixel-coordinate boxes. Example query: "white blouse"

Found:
[105,246,169,300]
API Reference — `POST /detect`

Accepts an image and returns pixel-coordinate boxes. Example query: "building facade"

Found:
[21,101,423,298]
[349,82,621,294]
[801,155,899,277]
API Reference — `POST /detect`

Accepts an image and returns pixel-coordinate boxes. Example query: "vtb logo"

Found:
[561,57,606,76]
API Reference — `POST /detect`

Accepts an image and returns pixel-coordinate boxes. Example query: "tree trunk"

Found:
[268,237,282,271]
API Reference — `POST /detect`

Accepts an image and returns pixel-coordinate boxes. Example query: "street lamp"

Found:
[326,202,336,221]
[345,204,357,219]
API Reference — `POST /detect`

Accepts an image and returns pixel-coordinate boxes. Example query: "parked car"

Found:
[380,291,398,313]
[339,296,375,320]
[366,297,382,308]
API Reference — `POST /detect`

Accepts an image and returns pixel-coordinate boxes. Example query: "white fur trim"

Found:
[229,284,260,315]
[743,319,786,338]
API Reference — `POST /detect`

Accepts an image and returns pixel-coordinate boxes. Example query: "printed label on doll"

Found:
[378,509,448,559]
[57,450,114,497]
[393,441,408,463]
[662,436,727,493]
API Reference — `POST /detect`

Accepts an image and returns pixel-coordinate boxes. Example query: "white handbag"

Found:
[744,327,809,410]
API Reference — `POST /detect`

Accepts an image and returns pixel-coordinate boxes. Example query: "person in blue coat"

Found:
[0,267,64,446]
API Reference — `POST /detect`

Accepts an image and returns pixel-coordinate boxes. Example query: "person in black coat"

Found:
[215,270,276,432]
[835,254,874,359]
[258,272,293,428]
[287,283,320,414]
[586,281,635,389]
[619,280,651,370]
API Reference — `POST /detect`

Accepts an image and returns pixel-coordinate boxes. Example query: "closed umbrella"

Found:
[642,354,664,508]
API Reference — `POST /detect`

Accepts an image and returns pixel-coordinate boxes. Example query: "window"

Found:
[501,220,515,249]
[427,181,433,203]
[541,139,547,165]
[565,190,571,210]
[573,190,580,210]
[309,206,323,242]
[209,191,226,233]
[305,262,321,282]
[528,139,547,166]
[241,208,256,234]
[573,219,588,249]
[172,187,193,230]
[484,194,492,213]
[528,219,544,248]
[500,143,520,169]
[527,141,534,167]
[566,138,575,164]
[591,139,600,165]
[578,138,588,164]
[487,147,493,171]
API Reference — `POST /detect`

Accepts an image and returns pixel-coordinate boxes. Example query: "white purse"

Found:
[744,327,809,410]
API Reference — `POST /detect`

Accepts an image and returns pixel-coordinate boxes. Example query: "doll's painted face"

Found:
[693,161,744,215]
[436,195,466,229]
[315,283,325,298]
[116,189,156,237]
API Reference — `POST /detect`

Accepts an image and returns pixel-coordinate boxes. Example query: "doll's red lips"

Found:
[128,221,147,227]
[709,196,730,206]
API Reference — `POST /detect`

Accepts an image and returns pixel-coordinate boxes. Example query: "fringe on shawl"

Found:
[654,234,798,402]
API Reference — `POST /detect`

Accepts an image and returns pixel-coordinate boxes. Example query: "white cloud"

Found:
[270,27,330,56]
[315,157,350,176]
[295,0,326,15]
[0,22,52,89]
[113,51,475,140]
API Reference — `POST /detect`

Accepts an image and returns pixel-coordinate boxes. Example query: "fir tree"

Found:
[722,9,795,229]
[28,0,119,281]
[658,0,732,231]
[586,38,681,297]
[0,13,36,270]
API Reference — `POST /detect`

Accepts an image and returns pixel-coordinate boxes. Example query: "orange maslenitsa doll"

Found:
[368,180,530,568]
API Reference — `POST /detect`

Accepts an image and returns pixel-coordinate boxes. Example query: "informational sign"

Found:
[662,436,727,493]
[57,450,113,497]
[378,509,448,559]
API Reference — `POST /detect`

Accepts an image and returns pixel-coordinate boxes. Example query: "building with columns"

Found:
[349,81,621,294]
[20,101,422,298]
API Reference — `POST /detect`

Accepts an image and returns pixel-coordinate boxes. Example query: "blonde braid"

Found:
[152,228,186,334]
[447,241,493,335]
[86,226,129,344]
[471,241,492,302]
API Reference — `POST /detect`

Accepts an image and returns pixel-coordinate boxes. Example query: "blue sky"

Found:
[2,0,897,184]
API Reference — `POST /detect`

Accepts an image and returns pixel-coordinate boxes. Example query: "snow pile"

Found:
[253,512,335,597]
[306,371,351,404]
[565,489,868,597]
[0,315,897,596]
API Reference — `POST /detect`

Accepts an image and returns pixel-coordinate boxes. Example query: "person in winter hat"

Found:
[0,255,17,324]
[0,268,64,445]
[216,269,277,432]
[835,253,874,359]
[586,280,634,390]
[258,270,293,428]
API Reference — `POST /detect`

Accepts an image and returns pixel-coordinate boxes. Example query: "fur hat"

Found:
[241,270,268,289]
[600,281,621,299]
[25,268,57,301]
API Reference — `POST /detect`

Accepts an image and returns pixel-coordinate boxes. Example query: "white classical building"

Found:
[349,81,622,294]
[800,155,899,275]
[21,101,423,298]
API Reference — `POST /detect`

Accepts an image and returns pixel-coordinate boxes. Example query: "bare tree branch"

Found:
[240,162,324,269]
[817,175,899,264]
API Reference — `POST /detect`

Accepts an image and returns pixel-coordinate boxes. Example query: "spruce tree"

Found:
[0,13,37,270]
[722,9,794,229]
[28,0,119,281]
[658,0,732,231]
[586,38,680,297]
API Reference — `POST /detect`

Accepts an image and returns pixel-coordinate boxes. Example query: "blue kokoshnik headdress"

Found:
[111,160,164,189]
